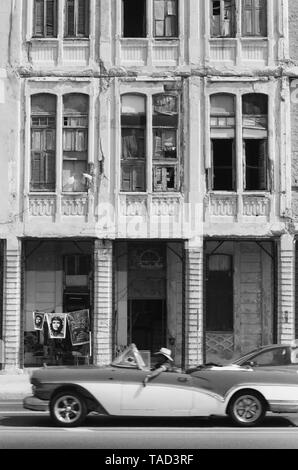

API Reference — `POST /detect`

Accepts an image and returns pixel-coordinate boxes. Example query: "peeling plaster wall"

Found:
[290,0,298,216]
[0,1,20,230]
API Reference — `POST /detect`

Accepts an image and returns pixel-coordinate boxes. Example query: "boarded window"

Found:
[121,94,146,192]
[210,0,235,37]
[211,139,235,191]
[63,94,89,192]
[242,0,267,37]
[122,0,146,37]
[30,94,56,192]
[33,0,57,38]
[153,0,178,38]
[65,0,89,37]
[244,139,267,191]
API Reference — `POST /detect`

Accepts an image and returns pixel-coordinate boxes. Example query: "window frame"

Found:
[208,91,269,193]
[29,92,91,195]
[30,94,57,192]
[121,0,179,39]
[120,90,181,194]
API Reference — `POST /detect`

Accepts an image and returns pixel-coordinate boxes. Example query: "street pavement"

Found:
[0,370,31,400]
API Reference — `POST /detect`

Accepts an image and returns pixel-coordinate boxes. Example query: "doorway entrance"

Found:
[128,299,166,352]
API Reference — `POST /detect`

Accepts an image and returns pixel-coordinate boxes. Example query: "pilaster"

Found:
[93,239,113,365]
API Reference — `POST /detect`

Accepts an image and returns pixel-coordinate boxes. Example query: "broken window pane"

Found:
[210,0,235,38]
[30,94,56,192]
[121,94,146,192]
[122,0,146,38]
[244,139,267,190]
[242,94,268,138]
[212,139,235,191]
[153,166,176,192]
[62,93,89,193]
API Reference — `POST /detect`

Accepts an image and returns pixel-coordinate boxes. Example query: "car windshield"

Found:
[111,343,148,370]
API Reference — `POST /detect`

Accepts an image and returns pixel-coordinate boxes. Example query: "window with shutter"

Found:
[30,94,56,192]
[62,94,89,192]
[33,0,57,38]
[242,0,267,37]
[65,0,89,38]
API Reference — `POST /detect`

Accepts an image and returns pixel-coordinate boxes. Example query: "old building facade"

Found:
[0,0,294,371]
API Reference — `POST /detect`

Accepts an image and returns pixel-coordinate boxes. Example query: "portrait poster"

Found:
[33,311,46,331]
[46,313,67,339]
[67,309,90,346]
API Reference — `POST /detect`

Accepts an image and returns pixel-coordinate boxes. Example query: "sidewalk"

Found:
[0,370,32,400]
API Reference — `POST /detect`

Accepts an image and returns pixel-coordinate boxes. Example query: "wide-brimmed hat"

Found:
[154,347,173,361]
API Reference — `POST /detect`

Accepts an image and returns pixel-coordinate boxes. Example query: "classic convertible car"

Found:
[23,343,298,427]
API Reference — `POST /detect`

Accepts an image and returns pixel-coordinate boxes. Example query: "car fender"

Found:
[223,384,269,412]
[49,383,109,415]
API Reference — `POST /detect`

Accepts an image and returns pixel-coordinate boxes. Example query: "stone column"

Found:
[93,239,113,365]
[3,238,22,370]
[184,240,204,369]
[278,233,295,343]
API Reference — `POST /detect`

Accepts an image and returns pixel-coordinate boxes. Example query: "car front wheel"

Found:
[228,392,266,427]
[50,391,87,427]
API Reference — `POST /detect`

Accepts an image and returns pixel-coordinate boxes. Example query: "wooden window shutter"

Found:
[78,0,89,36]
[46,0,57,37]
[34,0,45,37]
[121,164,132,192]
[66,0,75,36]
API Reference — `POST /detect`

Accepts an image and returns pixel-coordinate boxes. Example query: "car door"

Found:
[120,369,194,416]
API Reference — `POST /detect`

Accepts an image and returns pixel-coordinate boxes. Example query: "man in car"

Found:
[143,347,174,386]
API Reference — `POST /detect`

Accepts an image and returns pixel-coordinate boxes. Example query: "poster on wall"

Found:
[46,313,67,339]
[33,311,46,331]
[67,309,90,346]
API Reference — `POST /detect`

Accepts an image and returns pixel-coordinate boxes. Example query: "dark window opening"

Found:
[206,254,233,331]
[212,139,235,191]
[244,139,267,191]
[122,0,146,37]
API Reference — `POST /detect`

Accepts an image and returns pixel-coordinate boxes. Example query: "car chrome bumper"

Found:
[23,396,49,412]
